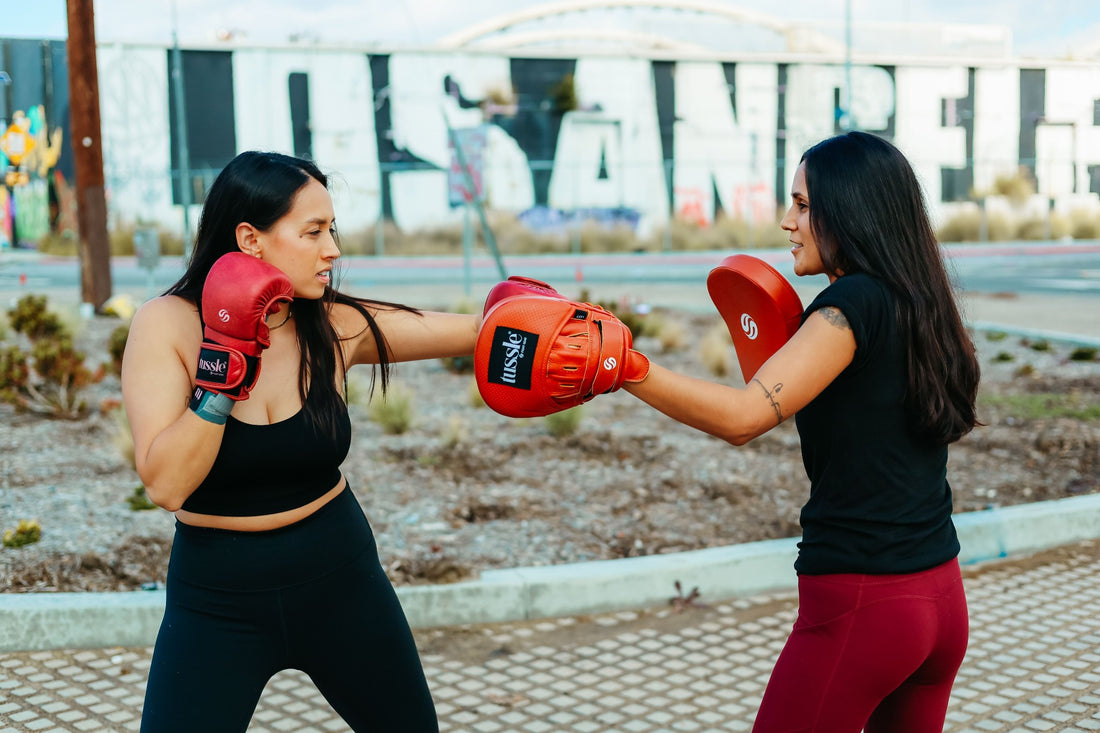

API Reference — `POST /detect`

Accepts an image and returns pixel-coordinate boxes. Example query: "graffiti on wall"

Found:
[0,105,67,248]
[6,38,1100,240]
[0,37,72,249]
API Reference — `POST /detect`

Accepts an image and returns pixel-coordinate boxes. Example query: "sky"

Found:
[2,0,1099,59]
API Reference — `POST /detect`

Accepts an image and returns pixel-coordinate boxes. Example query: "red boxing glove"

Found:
[195,252,294,401]
[483,276,565,316]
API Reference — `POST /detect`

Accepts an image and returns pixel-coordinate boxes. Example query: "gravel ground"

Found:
[1,308,1098,592]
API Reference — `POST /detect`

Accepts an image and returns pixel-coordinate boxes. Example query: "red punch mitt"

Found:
[706,254,804,381]
[475,295,649,418]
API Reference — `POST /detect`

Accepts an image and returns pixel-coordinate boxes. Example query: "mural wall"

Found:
[0,38,71,248]
[4,38,1100,241]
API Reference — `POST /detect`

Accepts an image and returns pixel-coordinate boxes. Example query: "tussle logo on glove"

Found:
[486,326,537,390]
[218,308,231,323]
[196,347,230,385]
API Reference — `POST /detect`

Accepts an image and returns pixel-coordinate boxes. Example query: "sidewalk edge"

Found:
[4,494,1100,652]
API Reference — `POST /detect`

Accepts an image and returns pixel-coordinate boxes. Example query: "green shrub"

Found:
[127,486,157,511]
[992,351,1015,362]
[440,355,474,374]
[544,406,583,437]
[3,519,42,548]
[985,331,1008,342]
[1069,346,1098,361]
[368,382,414,434]
[108,322,130,376]
[1,295,96,418]
[982,392,1100,420]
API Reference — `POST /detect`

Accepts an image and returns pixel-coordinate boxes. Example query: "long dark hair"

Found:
[166,150,414,435]
[800,131,980,445]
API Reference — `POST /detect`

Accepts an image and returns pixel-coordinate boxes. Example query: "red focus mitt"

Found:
[475,293,649,418]
[706,254,804,381]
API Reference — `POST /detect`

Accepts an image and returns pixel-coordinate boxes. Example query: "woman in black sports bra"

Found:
[122,151,477,732]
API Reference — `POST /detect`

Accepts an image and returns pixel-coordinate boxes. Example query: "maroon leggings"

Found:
[752,558,968,733]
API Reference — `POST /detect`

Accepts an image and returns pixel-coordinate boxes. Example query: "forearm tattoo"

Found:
[819,306,850,331]
[751,378,785,424]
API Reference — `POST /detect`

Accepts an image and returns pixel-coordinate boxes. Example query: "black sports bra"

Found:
[181,394,352,517]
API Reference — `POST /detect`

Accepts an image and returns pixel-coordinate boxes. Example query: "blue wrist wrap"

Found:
[189,387,235,425]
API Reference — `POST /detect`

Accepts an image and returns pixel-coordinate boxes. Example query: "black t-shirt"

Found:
[793,273,960,575]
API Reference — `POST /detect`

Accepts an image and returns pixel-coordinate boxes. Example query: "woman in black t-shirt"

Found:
[624,131,981,732]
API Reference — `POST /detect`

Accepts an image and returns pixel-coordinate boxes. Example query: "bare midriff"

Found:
[174,479,347,532]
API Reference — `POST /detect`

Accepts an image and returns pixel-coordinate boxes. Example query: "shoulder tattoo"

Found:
[819,306,851,331]
[751,378,785,424]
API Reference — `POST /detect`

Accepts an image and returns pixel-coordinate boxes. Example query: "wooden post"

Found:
[65,0,112,310]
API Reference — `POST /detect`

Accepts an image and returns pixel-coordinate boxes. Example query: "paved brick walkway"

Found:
[4,541,1100,732]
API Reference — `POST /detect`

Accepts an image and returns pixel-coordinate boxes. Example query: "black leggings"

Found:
[140,487,438,732]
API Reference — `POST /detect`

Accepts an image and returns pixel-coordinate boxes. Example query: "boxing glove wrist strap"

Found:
[189,387,235,425]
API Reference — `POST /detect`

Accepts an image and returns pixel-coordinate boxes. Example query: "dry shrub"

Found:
[111,406,136,470]
[368,381,415,434]
[544,406,583,437]
[1067,208,1100,239]
[937,208,982,243]
[700,321,733,378]
[654,317,688,353]
[467,379,486,409]
[441,415,468,449]
[990,168,1036,206]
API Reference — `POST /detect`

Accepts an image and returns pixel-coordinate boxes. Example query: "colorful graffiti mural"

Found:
[5,36,1100,242]
[0,37,71,249]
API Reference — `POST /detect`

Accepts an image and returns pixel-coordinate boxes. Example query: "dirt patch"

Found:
[1,311,1098,592]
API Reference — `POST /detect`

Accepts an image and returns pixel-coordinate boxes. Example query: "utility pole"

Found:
[65,0,112,310]
[170,0,193,260]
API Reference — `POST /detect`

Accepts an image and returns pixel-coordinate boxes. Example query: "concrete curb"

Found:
[968,321,1100,348]
[5,493,1100,653]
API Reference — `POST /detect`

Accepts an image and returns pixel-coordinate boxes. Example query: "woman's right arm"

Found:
[120,297,224,511]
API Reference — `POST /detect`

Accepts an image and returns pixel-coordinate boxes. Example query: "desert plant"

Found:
[990,168,1036,206]
[368,382,414,434]
[110,406,136,470]
[3,519,42,548]
[468,379,486,408]
[544,406,583,437]
[981,392,1100,421]
[108,322,130,376]
[441,415,468,449]
[655,317,688,353]
[127,486,157,511]
[1067,208,1100,239]
[936,208,982,243]
[440,355,474,374]
[700,321,733,378]
[1,295,98,418]
[8,294,65,341]
[985,331,1008,342]
[1069,346,1097,361]
[992,351,1015,362]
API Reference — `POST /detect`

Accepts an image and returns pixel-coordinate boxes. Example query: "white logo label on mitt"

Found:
[603,357,618,370]
[740,313,758,340]
[218,308,231,323]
